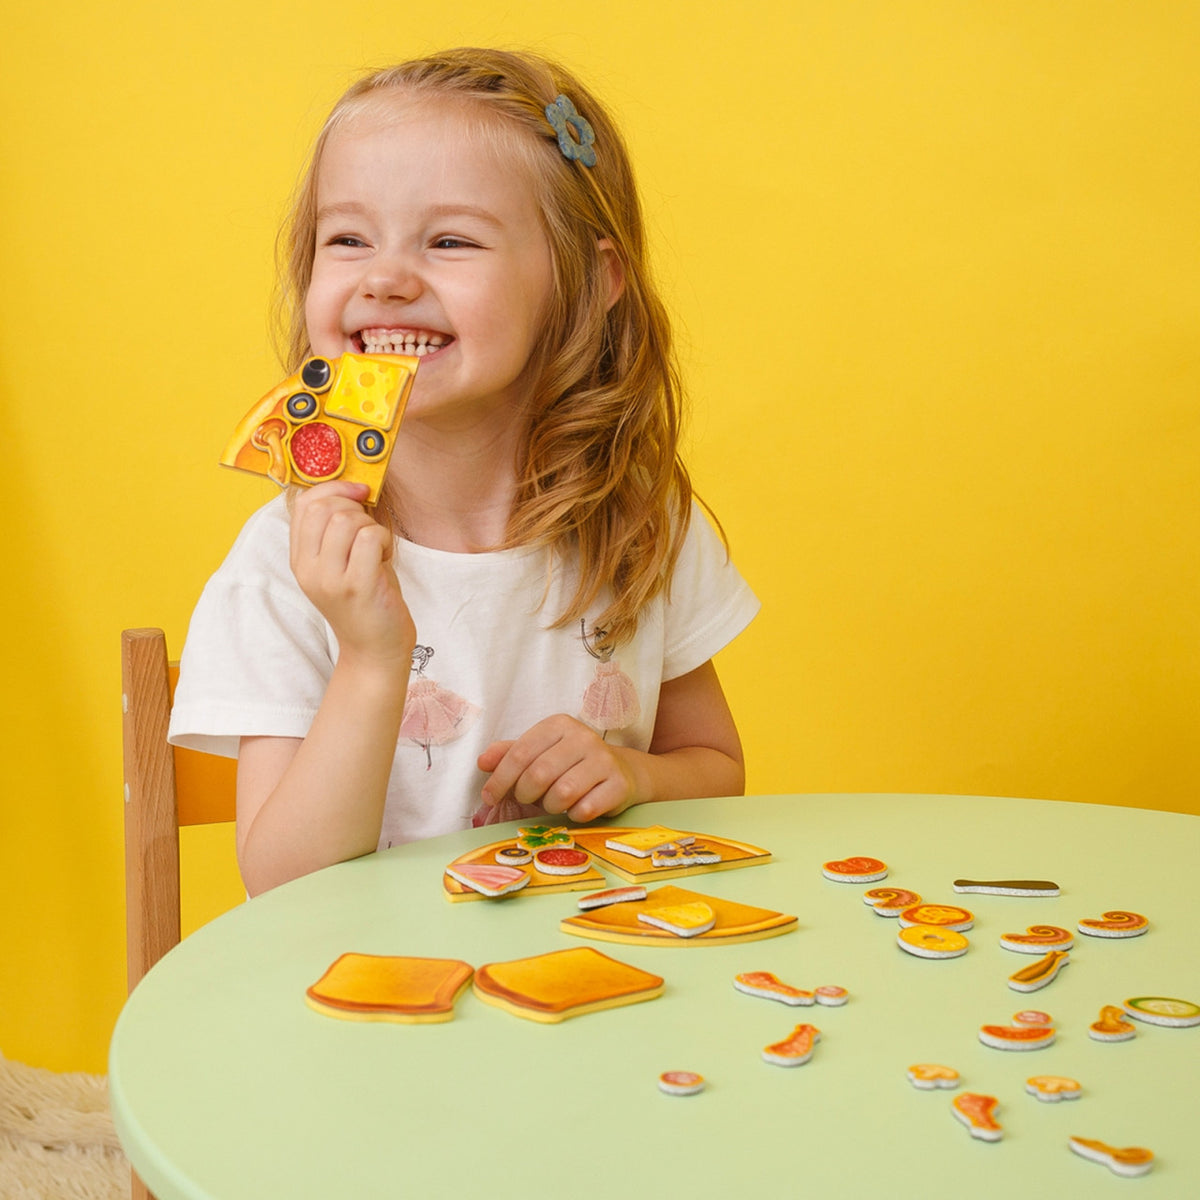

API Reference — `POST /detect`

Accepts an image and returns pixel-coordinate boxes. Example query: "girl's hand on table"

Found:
[289,481,415,665]
[477,714,637,824]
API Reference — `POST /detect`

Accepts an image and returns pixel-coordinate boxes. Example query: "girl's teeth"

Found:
[361,331,446,356]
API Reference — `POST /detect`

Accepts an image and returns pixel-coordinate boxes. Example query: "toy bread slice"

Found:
[473,947,664,1023]
[305,953,473,1023]
[222,353,417,506]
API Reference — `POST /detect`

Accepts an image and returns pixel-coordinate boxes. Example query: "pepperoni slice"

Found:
[290,422,343,478]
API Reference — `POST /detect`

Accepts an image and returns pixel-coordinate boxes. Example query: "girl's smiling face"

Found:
[305,96,555,430]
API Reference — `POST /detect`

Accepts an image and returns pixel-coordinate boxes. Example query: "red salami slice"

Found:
[290,422,343,479]
[534,847,591,875]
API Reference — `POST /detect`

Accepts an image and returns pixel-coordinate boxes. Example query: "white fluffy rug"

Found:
[0,1052,129,1199]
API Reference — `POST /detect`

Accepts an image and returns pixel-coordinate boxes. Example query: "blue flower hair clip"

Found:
[545,94,596,167]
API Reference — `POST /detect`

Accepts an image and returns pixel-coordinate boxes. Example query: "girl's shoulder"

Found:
[214,493,294,586]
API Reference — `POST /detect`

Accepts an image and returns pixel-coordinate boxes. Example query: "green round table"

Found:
[110,794,1200,1197]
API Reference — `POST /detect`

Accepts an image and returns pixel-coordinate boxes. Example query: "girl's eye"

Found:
[432,236,477,250]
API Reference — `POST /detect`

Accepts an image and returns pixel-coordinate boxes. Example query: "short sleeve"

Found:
[167,497,335,759]
[660,504,760,680]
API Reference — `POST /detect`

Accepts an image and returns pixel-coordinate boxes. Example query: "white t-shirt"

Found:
[168,495,759,849]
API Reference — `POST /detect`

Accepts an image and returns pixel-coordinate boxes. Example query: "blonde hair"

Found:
[276,48,708,647]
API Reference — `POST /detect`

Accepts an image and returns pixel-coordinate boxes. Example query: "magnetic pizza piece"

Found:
[221,352,417,505]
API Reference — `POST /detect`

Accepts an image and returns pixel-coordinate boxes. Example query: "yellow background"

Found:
[1,2,1196,1073]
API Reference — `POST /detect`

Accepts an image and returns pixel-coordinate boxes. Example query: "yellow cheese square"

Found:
[323,355,413,429]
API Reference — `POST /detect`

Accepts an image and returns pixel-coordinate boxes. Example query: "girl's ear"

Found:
[597,238,625,311]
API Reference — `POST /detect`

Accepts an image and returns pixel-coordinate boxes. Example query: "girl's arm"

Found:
[235,481,415,896]
[476,659,744,823]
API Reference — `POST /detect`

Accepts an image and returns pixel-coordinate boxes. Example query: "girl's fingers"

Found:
[564,777,628,823]
[538,758,607,814]
[344,521,394,585]
[291,482,371,563]
[481,723,570,805]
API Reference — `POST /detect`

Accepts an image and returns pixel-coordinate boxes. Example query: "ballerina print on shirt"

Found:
[399,645,479,770]
[579,620,640,740]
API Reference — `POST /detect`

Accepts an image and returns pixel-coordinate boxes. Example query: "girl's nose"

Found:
[360,252,421,302]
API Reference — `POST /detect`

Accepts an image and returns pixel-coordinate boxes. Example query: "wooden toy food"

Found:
[907,1063,960,1090]
[1089,1005,1137,1042]
[762,1023,821,1066]
[651,843,722,868]
[953,878,1060,896]
[222,353,417,505]
[1077,910,1148,938]
[444,862,529,898]
[999,925,1074,953]
[517,825,574,852]
[1122,996,1200,1027]
[1008,949,1070,993]
[305,954,473,1024]
[734,971,814,1006]
[533,847,591,875]
[472,947,663,1023]
[577,885,647,910]
[1025,1075,1081,1102]
[562,884,797,946]
[897,903,974,931]
[862,887,921,916]
[637,901,717,938]
[952,1093,1002,1142]
[979,1021,1056,1051]
[658,1071,705,1096]
[897,924,970,959]
[822,856,888,883]
[578,827,771,882]
[1068,1137,1154,1177]
[603,826,692,857]
[444,838,604,900]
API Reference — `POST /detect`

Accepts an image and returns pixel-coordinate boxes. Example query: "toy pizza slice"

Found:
[443,836,605,901]
[222,352,418,506]
[305,953,473,1023]
[472,946,664,1023]
[561,884,797,946]
[574,826,771,881]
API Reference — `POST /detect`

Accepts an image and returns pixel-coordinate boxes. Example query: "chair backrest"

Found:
[121,628,237,992]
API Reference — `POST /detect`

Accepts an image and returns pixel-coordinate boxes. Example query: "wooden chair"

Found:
[121,628,239,1200]
[121,627,239,993]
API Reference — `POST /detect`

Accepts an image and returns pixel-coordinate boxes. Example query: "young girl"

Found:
[168,48,759,896]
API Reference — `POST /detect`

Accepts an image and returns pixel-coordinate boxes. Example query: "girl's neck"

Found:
[384,420,523,553]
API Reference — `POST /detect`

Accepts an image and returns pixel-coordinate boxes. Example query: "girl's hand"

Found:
[477,714,638,823]
[289,481,415,665]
